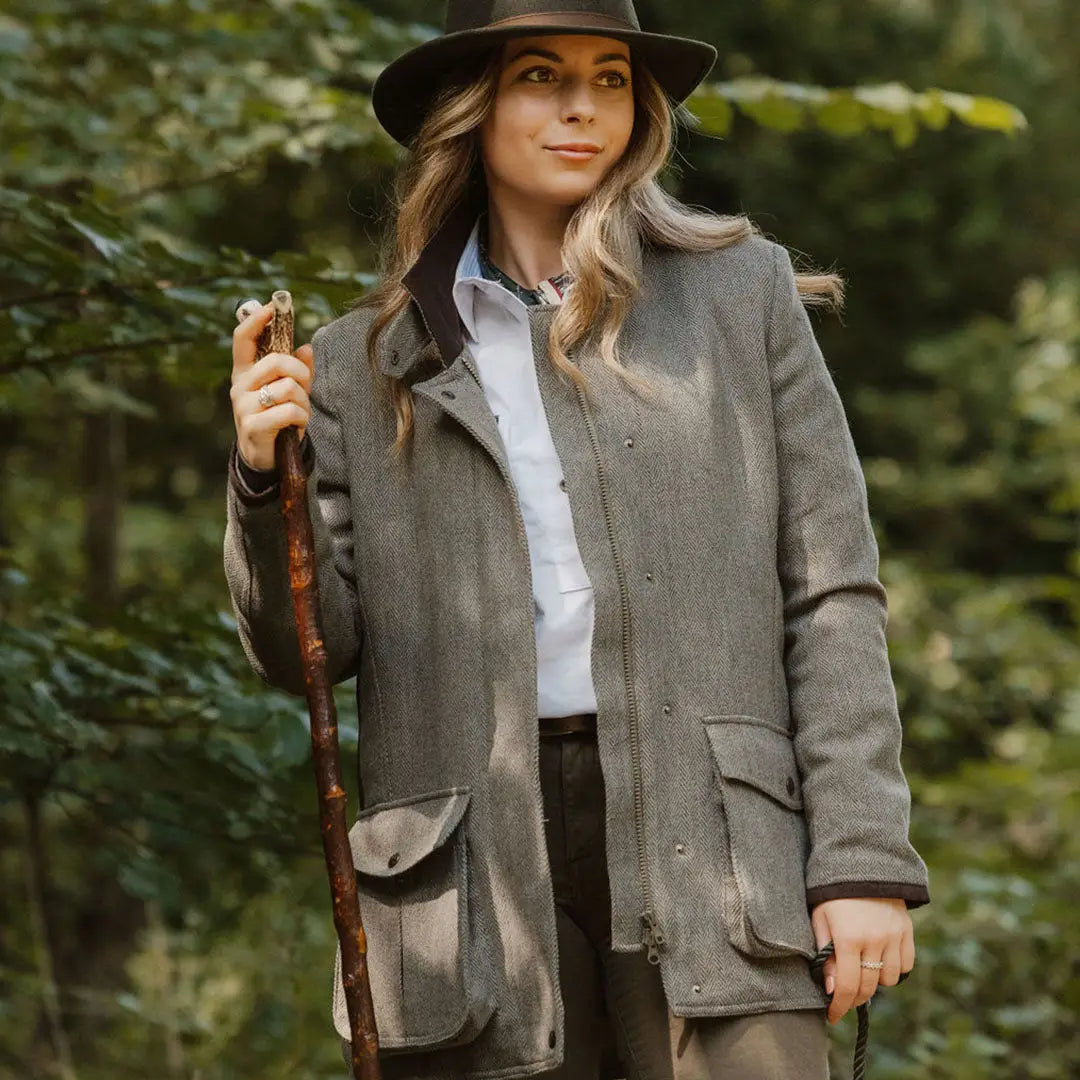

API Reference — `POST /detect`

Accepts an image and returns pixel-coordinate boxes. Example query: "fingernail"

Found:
[826,975,834,994]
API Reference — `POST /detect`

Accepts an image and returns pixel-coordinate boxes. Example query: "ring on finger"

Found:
[257,383,276,409]
[859,959,884,969]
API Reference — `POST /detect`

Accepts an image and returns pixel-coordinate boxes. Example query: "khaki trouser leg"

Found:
[539,730,830,1080]
[603,945,829,1080]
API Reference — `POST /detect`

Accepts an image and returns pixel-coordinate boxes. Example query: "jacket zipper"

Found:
[570,376,665,966]
[409,313,663,966]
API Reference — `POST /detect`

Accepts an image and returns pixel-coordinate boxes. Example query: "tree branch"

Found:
[2,337,202,374]
[21,790,80,1080]
[116,159,260,205]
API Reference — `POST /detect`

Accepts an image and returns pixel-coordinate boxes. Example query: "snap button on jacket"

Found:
[223,200,931,1079]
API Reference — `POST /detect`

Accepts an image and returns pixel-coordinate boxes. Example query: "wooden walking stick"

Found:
[236,291,382,1080]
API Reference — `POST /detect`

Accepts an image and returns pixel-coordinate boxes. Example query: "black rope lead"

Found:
[809,941,909,1080]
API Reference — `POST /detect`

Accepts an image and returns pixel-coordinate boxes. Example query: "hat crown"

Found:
[445,0,641,35]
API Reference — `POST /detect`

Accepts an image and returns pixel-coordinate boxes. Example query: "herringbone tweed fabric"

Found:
[223,232,930,1079]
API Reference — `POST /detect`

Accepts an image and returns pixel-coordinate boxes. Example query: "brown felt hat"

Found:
[370,1,718,148]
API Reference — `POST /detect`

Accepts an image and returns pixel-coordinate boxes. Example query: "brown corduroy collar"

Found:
[391,193,480,376]
[380,192,572,381]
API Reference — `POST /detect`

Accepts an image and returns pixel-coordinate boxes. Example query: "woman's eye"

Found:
[519,67,629,88]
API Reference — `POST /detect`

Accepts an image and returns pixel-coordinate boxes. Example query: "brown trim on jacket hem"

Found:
[805,880,931,910]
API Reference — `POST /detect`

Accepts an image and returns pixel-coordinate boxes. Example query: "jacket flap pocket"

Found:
[333,783,493,1053]
[703,716,802,810]
[349,787,471,878]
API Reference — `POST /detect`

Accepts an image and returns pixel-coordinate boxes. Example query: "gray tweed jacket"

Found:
[223,194,930,1079]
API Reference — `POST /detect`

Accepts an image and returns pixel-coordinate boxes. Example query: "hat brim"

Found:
[371,24,717,148]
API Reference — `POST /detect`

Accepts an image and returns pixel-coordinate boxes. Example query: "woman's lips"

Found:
[547,147,600,161]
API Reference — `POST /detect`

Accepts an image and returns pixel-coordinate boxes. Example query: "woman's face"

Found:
[479,33,635,209]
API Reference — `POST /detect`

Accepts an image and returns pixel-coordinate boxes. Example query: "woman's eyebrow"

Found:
[506,45,631,66]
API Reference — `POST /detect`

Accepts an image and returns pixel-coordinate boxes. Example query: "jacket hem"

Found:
[455,1053,563,1080]
[670,994,827,1019]
[339,1046,564,1080]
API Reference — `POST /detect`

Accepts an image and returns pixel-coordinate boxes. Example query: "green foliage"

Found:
[874,717,1080,1078]
[854,271,1080,771]
[687,77,1027,146]
[0,0,387,384]
[1,185,376,383]
[0,573,359,1078]
[0,577,357,886]
[855,270,1080,1076]
[0,1,1027,381]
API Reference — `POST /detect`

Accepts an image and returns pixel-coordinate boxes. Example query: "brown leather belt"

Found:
[538,712,597,737]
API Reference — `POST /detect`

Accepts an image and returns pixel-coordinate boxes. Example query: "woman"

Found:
[224,2,931,1078]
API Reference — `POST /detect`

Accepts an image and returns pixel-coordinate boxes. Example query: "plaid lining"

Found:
[475,210,574,306]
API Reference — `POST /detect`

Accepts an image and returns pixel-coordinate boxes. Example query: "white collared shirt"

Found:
[451,218,598,718]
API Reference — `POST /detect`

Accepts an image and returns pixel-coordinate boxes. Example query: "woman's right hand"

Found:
[230,300,316,472]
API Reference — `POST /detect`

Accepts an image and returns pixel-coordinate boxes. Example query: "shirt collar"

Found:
[451,212,574,342]
[451,216,493,343]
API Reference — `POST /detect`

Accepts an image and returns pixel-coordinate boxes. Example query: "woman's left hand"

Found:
[810,897,914,1025]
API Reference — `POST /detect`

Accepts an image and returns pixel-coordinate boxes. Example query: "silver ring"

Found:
[257,384,276,409]
[859,960,884,969]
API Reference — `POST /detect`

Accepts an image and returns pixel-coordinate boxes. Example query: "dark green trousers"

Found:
[539,730,830,1080]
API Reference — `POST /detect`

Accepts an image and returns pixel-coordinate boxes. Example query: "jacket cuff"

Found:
[237,449,279,493]
[806,880,931,910]
[228,435,315,508]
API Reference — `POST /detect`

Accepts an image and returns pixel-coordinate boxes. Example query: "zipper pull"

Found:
[641,910,666,965]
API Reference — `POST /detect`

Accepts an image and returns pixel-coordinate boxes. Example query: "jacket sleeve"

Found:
[223,322,362,697]
[764,241,931,911]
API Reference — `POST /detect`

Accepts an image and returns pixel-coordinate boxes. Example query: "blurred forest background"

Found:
[1,0,1078,1077]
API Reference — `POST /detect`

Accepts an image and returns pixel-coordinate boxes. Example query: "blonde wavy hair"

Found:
[352,43,844,457]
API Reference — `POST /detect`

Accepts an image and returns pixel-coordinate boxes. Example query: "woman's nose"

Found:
[559,78,599,122]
